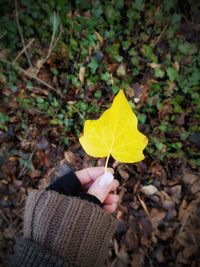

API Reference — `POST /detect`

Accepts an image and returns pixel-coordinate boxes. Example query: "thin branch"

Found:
[16,64,63,97]
[48,12,57,58]
[138,194,149,216]
[151,24,169,49]
[35,12,62,76]
[51,30,63,54]
[18,66,61,94]
[14,0,32,68]
[0,210,17,242]
[0,60,64,98]
[179,211,191,233]
[13,38,35,63]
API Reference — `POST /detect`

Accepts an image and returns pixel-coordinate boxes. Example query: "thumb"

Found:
[87,172,114,203]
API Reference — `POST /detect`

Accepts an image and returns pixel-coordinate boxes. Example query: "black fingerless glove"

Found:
[47,170,103,207]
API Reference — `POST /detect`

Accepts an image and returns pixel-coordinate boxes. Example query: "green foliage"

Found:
[154,68,165,78]
[88,59,99,74]
[0,0,199,168]
[141,45,158,63]
[0,112,9,130]
[166,67,178,82]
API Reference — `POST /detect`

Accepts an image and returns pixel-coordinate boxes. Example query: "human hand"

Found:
[75,167,119,213]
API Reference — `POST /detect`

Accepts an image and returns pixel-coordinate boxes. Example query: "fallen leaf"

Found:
[154,246,165,263]
[149,63,162,69]
[94,30,104,44]
[29,169,42,179]
[64,151,77,165]
[79,90,148,163]
[158,99,172,118]
[131,250,145,267]
[182,170,200,194]
[132,83,142,98]
[36,136,49,150]
[111,257,129,267]
[140,184,158,196]
[79,66,86,84]
[176,113,185,126]
[116,64,126,77]
[173,61,180,71]
[167,185,182,204]
[173,197,200,264]
[114,239,130,264]
[149,208,166,229]
[117,165,130,182]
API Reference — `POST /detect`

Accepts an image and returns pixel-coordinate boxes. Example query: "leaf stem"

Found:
[104,154,110,173]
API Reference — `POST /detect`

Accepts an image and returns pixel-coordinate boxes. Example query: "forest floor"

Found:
[0,1,200,266]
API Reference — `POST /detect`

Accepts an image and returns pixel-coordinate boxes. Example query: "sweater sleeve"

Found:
[12,190,118,267]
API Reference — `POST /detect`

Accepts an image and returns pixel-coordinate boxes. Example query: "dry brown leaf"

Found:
[114,239,130,264]
[29,169,42,179]
[149,208,166,229]
[117,165,130,182]
[79,66,86,84]
[168,185,182,204]
[64,151,77,165]
[173,196,200,264]
[111,257,129,267]
[131,250,145,267]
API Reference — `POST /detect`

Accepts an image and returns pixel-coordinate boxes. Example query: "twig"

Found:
[48,12,57,58]
[0,60,64,98]
[14,0,32,68]
[138,194,149,216]
[0,210,17,242]
[13,38,35,63]
[51,30,63,54]
[179,211,191,233]
[19,66,62,95]
[35,12,62,75]
[16,64,63,97]
[151,24,169,49]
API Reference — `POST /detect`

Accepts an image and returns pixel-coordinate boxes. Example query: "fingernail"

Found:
[99,172,114,186]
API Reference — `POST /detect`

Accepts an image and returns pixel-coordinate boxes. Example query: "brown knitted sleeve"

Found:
[17,190,117,267]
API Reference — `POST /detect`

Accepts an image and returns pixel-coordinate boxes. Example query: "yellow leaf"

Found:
[79,90,148,163]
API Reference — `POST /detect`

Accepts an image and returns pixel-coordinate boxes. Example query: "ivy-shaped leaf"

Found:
[79,90,148,169]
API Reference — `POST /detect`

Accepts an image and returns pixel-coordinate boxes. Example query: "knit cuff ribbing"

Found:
[12,238,70,267]
[23,190,117,267]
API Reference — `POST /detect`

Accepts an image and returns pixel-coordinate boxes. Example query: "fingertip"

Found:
[114,179,119,187]
[104,194,119,205]
[103,204,117,214]
[111,179,119,191]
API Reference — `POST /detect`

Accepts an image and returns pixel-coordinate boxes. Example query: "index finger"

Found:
[75,167,114,185]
